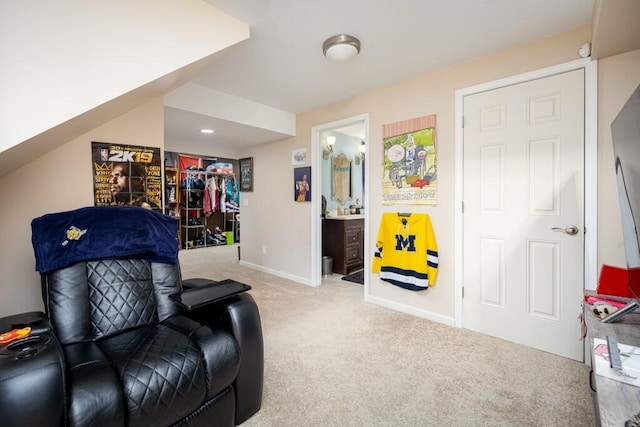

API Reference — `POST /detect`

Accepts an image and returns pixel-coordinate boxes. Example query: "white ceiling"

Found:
[164,0,594,150]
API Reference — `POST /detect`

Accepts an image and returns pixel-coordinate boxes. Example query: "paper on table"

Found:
[593,338,640,387]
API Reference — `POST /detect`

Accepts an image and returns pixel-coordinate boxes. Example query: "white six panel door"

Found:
[463,69,585,361]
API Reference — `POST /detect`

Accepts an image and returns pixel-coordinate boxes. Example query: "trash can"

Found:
[322,256,333,276]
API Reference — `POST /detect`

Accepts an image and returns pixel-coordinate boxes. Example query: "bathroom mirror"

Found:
[332,154,351,203]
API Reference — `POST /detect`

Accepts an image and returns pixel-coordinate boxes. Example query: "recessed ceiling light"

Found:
[200,128,215,134]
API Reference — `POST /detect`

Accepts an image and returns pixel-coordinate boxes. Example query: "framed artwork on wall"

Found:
[91,141,162,211]
[239,157,254,192]
[291,148,307,165]
[382,114,438,206]
[294,166,311,202]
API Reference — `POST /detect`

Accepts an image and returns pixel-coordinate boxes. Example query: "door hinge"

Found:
[462,287,465,298]
[461,116,465,128]
[462,201,464,213]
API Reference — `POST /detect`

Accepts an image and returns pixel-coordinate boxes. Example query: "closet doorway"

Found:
[311,114,370,289]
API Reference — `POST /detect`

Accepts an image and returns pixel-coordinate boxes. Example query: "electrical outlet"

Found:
[262,246,267,255]
[243,199,249,206]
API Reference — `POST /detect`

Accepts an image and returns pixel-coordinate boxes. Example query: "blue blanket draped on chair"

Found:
[32,206,179,274]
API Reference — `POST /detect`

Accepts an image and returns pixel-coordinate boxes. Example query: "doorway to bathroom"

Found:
[311,114,370,289]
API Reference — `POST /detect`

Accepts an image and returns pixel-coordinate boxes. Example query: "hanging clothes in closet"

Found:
[202,174,240,216]
[203,178,213,217]
[225,176,240,213]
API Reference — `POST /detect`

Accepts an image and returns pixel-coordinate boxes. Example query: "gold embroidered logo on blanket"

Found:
[62,226,87,246]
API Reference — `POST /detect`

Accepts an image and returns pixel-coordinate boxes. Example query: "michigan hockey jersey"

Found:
[372,213,438,291]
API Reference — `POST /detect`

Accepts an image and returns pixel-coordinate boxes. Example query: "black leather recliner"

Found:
[0,207,263,426]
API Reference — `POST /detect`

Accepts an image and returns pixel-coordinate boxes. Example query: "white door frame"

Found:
[454,58,598,328]
[311,114,370,287]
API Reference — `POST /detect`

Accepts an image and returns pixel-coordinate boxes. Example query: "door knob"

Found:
[551,225,579,235]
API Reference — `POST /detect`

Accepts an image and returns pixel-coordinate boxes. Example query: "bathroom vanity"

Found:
[322,215,364,275]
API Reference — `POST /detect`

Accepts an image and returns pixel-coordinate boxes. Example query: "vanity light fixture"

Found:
[355,141,366,164]
[323,136,336,160]
[323,35,361,62]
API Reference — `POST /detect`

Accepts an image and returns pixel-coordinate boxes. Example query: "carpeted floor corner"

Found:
[179,245,595,426]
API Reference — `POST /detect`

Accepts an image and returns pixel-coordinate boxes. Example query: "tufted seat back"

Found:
[42,259,183,345]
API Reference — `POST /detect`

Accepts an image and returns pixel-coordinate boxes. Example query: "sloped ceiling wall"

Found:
[0,0,249,176]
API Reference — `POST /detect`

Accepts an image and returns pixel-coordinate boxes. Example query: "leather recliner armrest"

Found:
[187,293,264,424]
[222,293,264,424]
[0,311,49,335]
[170,280,251,310]
[0,312,65,427]
[63,342,125,426]
[164,315,241,400]
[182,277,219,289]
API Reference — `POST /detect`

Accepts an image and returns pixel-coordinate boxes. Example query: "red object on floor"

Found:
[597,264,640,298]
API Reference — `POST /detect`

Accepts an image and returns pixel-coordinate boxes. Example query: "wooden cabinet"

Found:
[322,218,364,275]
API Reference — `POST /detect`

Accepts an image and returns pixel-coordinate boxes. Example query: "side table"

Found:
[584,305,640,425]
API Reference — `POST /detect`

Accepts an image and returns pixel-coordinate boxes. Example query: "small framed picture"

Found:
[291,148,307,165]
[239,157,254,192]
[294,166,311,202]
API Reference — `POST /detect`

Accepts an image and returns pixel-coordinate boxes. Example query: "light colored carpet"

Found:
[179,245,595,426]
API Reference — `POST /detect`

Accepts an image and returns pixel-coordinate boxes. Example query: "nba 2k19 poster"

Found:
[91,142,162,211]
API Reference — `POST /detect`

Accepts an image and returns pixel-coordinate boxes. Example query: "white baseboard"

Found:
[238,260,453,325]
[238,260,318,287]
[365,294,456,327]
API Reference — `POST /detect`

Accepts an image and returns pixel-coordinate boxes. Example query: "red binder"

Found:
[597,264,640,298]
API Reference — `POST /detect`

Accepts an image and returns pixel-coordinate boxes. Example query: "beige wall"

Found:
[0,98,164,316]
[2,25,638,325]
[597,49,640,268]
[239,25,605,322]
[237,137,315,282]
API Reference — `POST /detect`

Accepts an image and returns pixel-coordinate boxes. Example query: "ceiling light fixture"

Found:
[200,128,215,134]
[323,34,361,62]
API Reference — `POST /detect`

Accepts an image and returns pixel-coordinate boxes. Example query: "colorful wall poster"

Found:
[382,115,437,205]
[91,141,162,211]
[294,166,311,202]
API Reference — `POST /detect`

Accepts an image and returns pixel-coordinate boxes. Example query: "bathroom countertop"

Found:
[324,214,364,220]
